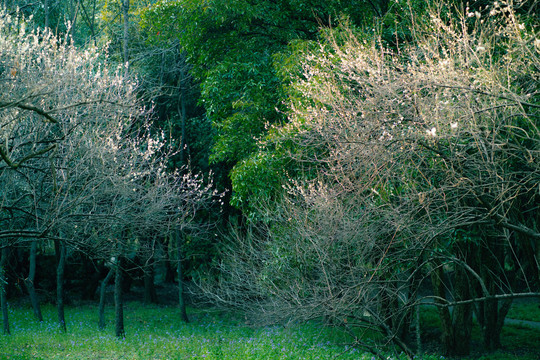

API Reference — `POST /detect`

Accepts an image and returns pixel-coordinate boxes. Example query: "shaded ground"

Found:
[504,318,540,330]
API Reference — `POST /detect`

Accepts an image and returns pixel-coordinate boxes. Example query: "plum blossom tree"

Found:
[0,7,216,335]
[205,1,539,357]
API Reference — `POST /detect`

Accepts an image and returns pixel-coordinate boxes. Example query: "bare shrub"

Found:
[204,1,539,357]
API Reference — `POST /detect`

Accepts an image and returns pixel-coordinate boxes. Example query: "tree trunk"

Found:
[177,59,187,166]
[431,249,474,357]
[98,267,114,330]
[43,0,49,29]
[0,244,10,335]
[122,0,129,74]
[56,241,66,332]
[162,237,175,283]
[477,232,514,351]
[25,239,43,322]
[79,255,101,300]
[431,264,453,353]
[495,298,512,347]
[69,0,80,42]
[482,297,512,350]
[451,265,473,356]
[143,264,158,304]
[176,231,189,323]
[114,256,125,337]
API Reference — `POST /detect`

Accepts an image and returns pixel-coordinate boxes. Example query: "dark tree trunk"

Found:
[98,267,114,330]
[177,58,187,166]
[494,298,512,347]
[25,240,43,322]
[56,241,66,332]
[482,297,512,350]
[122,0,129,74]
[1,244,10,335]
[143,265,158,304]
[176,231,189,323]
[77,254,101,300]
[79,0,97,42]
[114,256,125,337]
[477,236,514,351]
[43,0,49,28]
[431,264,453,353]
[69,0,80,42]
[452,265,473,356]
[163,236,175,283]
[431,245,474,357]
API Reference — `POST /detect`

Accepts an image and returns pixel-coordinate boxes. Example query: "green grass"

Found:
[1,302,538,360]
[418,304,540,360]
[507,301,540,322]
[0,303,391,360]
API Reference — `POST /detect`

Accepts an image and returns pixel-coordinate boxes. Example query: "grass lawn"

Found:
[419,303,540,360]
[0,302,394,360]
[507,301,540,322]
[1,301,538,359]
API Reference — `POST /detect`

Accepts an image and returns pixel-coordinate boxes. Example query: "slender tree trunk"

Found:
[91,0,97,45]
[452,265,473,356]
[482,297,512,350]
[114,255,125,337]
[162,237,175,283]
[479,235,514,351]
[143,264,158,304]
[176,231,189,322]
[495,298,512,346]
[122,0,129,74]
[43,0,49,29]
[431,264,453,353]
[56,241,66,332]
[98,267,114,330]
[0,244,10,335]
[416,303,422,355]
[177,64,187,166]
[25,239,43,322]
[432,250,473,357]
[69,0,80,42]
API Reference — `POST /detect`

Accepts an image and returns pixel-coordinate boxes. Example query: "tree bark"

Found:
[69,0,80,42]
[431,256,474,356]
[482,297,512,350]
[162,236,175,283]
[143,264,158,304]
[177,58,187,166]
[25,239,43,322]
[98,267,114,330]
[0,244,9,335]
[176,231,189,323]
[43,0,49,29]
[56,241,66,332]
[431,264,453,353]
[114,255,125,337]
[478,240,514,350]
[122,0,129,74]
[452,265,473,356]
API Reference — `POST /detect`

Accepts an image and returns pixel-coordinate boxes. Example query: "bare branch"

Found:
[0,101,59,123]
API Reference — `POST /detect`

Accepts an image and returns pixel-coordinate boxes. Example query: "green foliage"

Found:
[139,0,388,215]
[229,152,289,214]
